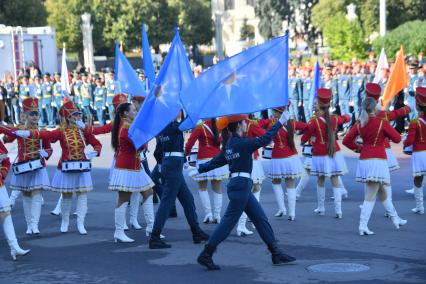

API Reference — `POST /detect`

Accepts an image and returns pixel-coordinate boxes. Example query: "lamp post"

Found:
[380,0,386,37]
[81,13,96,73]
[212,0,224,61]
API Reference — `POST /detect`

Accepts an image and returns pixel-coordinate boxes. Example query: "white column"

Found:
[380,0,386,37]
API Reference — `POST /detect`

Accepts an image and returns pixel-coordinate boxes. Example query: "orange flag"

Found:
[381,46,409,110]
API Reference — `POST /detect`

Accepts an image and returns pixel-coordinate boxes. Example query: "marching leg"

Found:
[412,186,425,214]
[22,195,33,235]
[129,192,142,230]
[9,190,21,207]
[212,191,222,224]
[314,186,325,215]
[286,188,297,221]
[76,193,88,235]
[51,195,62,216]
[198,190,213,223]
[30,191,42,234]
[1,213,30,261]
[272,183,286,217]
[114,203,134,243]
[60,196,72,233]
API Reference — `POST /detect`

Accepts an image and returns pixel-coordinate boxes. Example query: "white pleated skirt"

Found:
[0,186,11,213]
[9,168,50,192]
[311,152,348,177]
[109,168,154,192]
[50,170,93,193]
[268,155,305,179]
[304,157,312,170]
[385,148,400,171]
[412,151,426,177]
[193,159,229,181]
[251,159,265,184]
[356,159,390,185]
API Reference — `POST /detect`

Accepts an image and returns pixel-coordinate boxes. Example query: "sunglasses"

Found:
[27,111,39,117]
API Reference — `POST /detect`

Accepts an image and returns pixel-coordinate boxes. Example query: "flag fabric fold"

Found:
[373,48,389,84]
[179,34,289,131]
[381,46,409,110]
[129,28,194,149]
[114,41,147,98]
[60,45,71,101]
[309,58,321,109]
[141,24,156,90]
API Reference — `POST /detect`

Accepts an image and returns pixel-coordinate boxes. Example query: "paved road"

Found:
[1,134,425,284]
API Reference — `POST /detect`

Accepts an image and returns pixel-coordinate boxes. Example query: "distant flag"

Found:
[179,33,290,131]
[114,41,147,98]
[381,46,409,110]
[129,28,194,149]
[309,58,321,108]
[60,43,71,101]
[141,24,156,90]
[373,48,389,83]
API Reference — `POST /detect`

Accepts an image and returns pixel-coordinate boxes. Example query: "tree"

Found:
[322,12,367,61]
[0,0,47,27]
[373,20,426,58]
[240,18,255,41]
[311,0,346,32]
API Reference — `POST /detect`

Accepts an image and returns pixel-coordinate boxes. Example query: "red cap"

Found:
[366,83,382,101]
[317,88,332,106]
[216,115,248,130]
[22,98,39,113]
[416,87,426,106]
[59,101,79,118]
[112,93,128,110]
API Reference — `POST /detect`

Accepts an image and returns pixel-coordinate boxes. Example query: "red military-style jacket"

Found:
[114,118,143,170]
[245,119,266,160]
[301,114,351,156]
[185,120,221,160]
[377,106,410,148]
[343,116,401,159]
[404,114,426,152]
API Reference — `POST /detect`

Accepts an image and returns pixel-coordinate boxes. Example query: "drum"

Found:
[302,145,312,157]
[262,146,273,159]
[188,149,198,167]
[12,159,43,175]
[61,160,92,173]
[403,145,413,155]
[356,137,363,145]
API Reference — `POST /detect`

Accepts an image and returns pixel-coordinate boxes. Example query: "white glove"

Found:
[278,110,290,124]
[51,102,56,107]
[183,162,190,170]
[76,120,86,129]
[14,130,30,138]
[404,100,408,105]
[188,169,199,177]
[85,150,98,160]
[19,102,23,107]
[106,102,109,107]
[39,149,49,158]
[389,106,394,111]
[102,106,106,110]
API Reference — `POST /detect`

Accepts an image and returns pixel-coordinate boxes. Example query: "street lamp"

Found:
[212,0,224,61]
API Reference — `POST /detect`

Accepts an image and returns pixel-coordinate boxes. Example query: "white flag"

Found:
[61,46,71,99]
[373,48,389,84]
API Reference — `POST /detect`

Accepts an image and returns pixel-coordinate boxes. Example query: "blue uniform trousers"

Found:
[208,177,276,247]
[43,104,54,126]
[289,100,299,120]
[152,156,198,233]
[303,101,312,122]
[353,99,361,120]
[339,100,351,128]
[96,108,105,125]
[107,104,114,121]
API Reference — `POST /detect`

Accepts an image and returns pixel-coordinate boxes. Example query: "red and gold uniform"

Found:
[185,120,228,181]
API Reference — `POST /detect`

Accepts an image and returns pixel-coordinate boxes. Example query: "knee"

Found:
[62,193,73,199]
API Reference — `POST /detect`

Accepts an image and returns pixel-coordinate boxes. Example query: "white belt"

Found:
[230,172,251,179]
[164,152,184,157]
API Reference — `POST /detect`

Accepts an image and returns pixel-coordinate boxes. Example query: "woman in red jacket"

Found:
[301,88,350,218]
[185,119,227,224]
[404,87,426,215]
[343,97,407,235]
[266,107,307,221]
[109,102,155,242]
[3,98,52,235]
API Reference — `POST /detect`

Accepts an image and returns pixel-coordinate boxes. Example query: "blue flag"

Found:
[129,28,194,149]
[309,58,321,108]
[114,41,147,97]
[141,24,156,90]
[179,33,289,131]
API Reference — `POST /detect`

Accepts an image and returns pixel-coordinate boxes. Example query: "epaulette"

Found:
[248,119,259,126]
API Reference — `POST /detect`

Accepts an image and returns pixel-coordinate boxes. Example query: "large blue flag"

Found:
[309,58,321,108]
[179,33,289,131]
[114,41,147,97]
[129,28,194,149]
[141,24,156,90]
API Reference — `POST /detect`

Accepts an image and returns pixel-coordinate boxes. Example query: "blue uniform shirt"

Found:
[93,86,106,108]
[105,80,117,103]
[288,77,301,101]
[19,84,31,102]
[53,82,62,105]
[31,83,43,101]
[351,75,365,102]
[159,121,185,153]
[337,75,351,100]
[302,78,312,101]
[80,82,92,107]
[42,82,53,105]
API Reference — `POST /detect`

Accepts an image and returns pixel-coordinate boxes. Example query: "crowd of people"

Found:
[0,51,425,270]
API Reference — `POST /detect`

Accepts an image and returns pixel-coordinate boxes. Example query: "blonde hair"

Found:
[360,97,377,127]
[319,105,335,157]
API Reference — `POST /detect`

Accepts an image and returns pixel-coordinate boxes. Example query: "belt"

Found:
[230,172,251,178]
[164,152,184,157]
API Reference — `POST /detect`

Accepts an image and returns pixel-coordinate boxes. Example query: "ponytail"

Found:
[211,118,220,146]
[361,97,379,127]
[286,119,296,151]
[111,102,131,152]
[321,106,336,157]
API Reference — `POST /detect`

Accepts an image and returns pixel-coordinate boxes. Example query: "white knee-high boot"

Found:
[212,191,222,223]
[60,197,72,233]
[9,190,21,207]
[296,174,310,199]
[114,203,134,243]
[236,212,253,236]
[129,192,142,230]
[1,214,30,260]
[359,200,375,235]
[22,195,33,235]
[31,192,43,234]
[332,187,342,218]
[142,195,154,236]
[198,190,213,223]
[76,193,88,235]
[51,195,62,216]
[253,190,261,202]
[412,186,424,214]
[272,184,286,217]
[286,188,297,221]
[338,176,348,198]
[314,186,325,215]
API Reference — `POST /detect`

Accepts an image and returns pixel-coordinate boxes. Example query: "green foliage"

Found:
[0,0,47,27]
[255,0,293,39]
[322,12,367,61]
[240,18,255,41]
[373,20,426,58]
[311,0,346,32]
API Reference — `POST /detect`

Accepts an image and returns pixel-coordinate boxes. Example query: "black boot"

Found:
[169,205,177,218]
[197,245,220,270]
[191,225,209,244]
[268,242,296,265]
[149,231,171,249]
